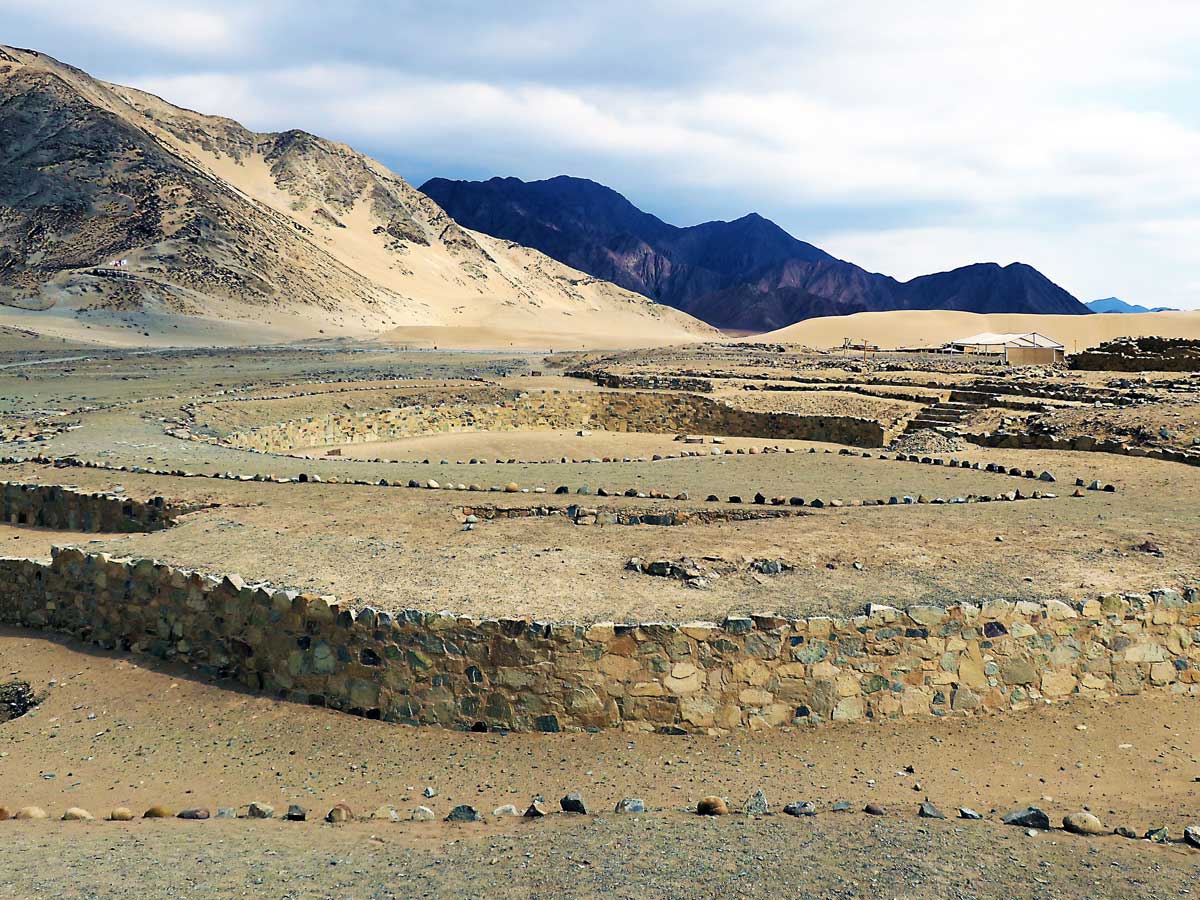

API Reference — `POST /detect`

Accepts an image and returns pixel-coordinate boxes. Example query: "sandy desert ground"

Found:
[1,335,1199,899]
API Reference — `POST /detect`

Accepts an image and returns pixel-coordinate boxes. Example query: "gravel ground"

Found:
[2,814,1196,900]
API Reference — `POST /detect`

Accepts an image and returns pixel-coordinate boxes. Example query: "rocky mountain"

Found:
[1086,298,1177,314]
[0,47,711,346]
[421,175,1091,331]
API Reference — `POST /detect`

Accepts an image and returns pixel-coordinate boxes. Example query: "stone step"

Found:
[904,421,957,435]
[924,409,971,419]
[929,402,977,413]
[949,390,996,405]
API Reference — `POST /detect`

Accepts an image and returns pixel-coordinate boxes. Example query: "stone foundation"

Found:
[1070,337,1200,372]
[569,372,715,393]
[459,503,799,527]
[0,548,1196,734]
[963,431,1200,467]
[1,481,186,532]
[217,389,888,452]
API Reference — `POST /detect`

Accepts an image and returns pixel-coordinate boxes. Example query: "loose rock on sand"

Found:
[1002,807,1050,829]
[326,803,353,824]
[1062,811,1105,835]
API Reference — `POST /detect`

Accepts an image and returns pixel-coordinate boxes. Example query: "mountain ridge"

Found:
[0,47,712,347]
[421,175,1091,332]
[1086,297,1177,314]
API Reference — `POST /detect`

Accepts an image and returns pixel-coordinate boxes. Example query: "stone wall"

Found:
[1070,337,1200,372]
[459,503,799,527]
[963,431,1200,467]
[569,371,715,393]
[0,547,1196,734]
[221,390,887,452]
[1,481,183,532]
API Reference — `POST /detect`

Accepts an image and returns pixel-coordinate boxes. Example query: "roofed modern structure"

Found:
[944,332,1065,366]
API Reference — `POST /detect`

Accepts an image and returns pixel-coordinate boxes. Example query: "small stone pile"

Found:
[627,556,791,589]
[886,429,966,455]
[0,680,40,723]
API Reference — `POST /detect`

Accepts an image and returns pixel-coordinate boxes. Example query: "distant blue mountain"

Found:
[1087,297,1178,314]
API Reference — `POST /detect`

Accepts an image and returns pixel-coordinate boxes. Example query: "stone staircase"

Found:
[902,389,994,436]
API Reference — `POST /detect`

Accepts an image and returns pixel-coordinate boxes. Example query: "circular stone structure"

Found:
[205,388,889,454]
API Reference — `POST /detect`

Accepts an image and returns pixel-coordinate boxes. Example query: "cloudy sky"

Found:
[7,0,1199,307]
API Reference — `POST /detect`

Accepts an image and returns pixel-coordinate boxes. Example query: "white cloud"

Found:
[8,0,1199,307]
[0,0,254,57]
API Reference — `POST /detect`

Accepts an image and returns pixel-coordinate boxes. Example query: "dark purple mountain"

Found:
[419,175,1090,331]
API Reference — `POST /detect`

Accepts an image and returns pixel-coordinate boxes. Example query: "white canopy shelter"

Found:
[943,332,1065,365]
[947,332,1064,351]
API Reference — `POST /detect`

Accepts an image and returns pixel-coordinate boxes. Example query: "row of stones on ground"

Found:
[287,441,800,466]
[696,792,1200,847]
[459,505,796,529]
[15,434,1119,499]
[0,795,620,825]
[0,418,78,446]
[6,793,1200,848]
[849,446,1120,491]
[183,376,499,407]
[0,453,1074,519]
[388,473,1062,512]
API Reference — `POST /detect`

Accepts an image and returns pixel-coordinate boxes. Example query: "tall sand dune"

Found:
[751,310,1200,351]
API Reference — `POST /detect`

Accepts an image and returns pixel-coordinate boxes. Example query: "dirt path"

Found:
[1,812,1196,899]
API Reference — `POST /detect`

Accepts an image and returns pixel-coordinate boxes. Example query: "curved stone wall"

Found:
[217,390,888,453]
[0,548,1195,734]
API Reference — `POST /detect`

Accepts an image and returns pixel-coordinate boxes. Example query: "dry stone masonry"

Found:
[1070,337,1200,372]
[963,430,1200,467]
[213,390,887,453]
[1,481,186,532]
[0,547,1195,734]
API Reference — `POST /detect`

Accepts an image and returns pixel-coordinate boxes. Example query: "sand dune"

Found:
[376,320,701,351]
[751,310,1200,351]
